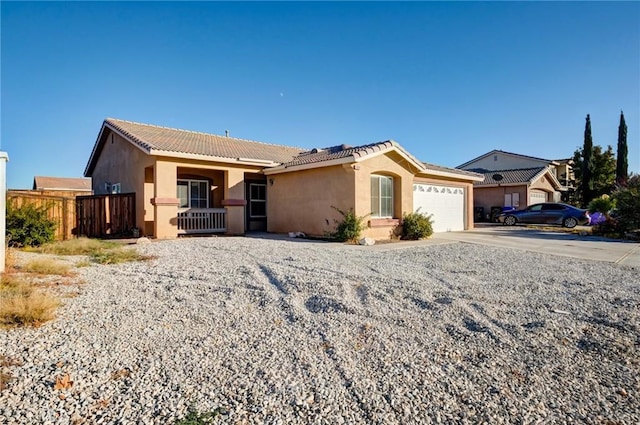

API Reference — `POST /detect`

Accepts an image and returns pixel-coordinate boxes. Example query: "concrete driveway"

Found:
[430,224,640,267]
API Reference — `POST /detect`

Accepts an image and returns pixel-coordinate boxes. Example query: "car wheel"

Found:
[504,215,517,226]
[564,217,578,228]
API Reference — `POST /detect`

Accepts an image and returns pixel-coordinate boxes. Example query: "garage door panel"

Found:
[413,184,465,232]
[529,191,546,206]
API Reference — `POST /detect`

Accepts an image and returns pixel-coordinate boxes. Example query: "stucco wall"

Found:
[356,152,417,238]
[473,185,527,219]
[89,132,154,233]
[462,153,548,171]
[267,164,356,237]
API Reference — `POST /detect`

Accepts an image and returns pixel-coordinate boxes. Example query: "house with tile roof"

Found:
[33,176,92,192]
[457,150,570,221]
[85,118,483,239]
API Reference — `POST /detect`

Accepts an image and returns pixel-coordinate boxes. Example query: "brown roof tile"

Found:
[33,176,92,191]
[421,162,484,178]
[105,118,305,164]
[470,167,547,186]
[281,141,395,168]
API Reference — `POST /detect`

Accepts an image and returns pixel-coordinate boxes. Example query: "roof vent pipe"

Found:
[225,130,229,137]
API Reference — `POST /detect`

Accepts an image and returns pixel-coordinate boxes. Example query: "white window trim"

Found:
[249,183,266,218]
[177,179,209,208]
[371,174,394,218]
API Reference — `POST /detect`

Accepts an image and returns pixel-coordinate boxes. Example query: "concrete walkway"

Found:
[428,225,640,267]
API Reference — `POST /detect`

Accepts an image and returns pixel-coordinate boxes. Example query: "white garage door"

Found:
[413,184,465,232]
[529,191,547,206]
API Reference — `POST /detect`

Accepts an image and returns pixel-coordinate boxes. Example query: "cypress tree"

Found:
[616,110,628,186]
[582,114,595,206]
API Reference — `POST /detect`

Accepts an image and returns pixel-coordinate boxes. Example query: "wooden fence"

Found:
[6,191,78,241]
[76,193,136,238]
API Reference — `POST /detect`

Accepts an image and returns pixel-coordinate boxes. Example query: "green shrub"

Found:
[587,195,615,214]
[6,203,57,247]
[330,207,367,243]
[612,175,640,232]
[401,211,434,240]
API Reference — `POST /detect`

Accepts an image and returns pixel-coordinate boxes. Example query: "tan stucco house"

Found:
[457,150,570,220]
[84,118,482,239]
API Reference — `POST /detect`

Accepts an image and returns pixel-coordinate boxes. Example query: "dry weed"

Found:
[22,258,74,276]
[0,275,60,327]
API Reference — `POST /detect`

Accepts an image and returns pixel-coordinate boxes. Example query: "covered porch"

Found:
[143,160,266,238]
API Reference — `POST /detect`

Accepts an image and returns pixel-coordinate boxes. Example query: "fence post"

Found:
[1,151,9,273]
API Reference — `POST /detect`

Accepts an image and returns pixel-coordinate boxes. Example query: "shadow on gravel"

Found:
[305,295,352,314]
[258,265,289,295]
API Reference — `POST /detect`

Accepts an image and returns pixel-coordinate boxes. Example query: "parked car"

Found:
[498,203,590,228]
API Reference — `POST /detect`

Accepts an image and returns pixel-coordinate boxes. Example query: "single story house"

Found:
[457,150,568,219]
[84,118,483,239]
[32,176,93,195]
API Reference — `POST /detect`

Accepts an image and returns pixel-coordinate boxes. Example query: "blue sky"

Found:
[1,1,638,189]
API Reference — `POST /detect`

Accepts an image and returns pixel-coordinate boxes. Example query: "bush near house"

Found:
[6,202,56,247]
[401,211,434,240]
[330,207,367,243]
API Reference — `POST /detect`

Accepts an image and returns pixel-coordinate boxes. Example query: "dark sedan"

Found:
[498,203,590,228]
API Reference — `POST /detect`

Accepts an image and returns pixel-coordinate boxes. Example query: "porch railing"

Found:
[177,208,226,234]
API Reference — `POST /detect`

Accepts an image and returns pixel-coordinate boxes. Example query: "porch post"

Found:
[152,161,179,239]
[223,168,246,235]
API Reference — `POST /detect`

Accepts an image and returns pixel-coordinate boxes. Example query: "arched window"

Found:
[371,175,393,217]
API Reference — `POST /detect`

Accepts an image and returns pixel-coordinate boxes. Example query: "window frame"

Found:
[370,174,394,218]
[177,179,209,209]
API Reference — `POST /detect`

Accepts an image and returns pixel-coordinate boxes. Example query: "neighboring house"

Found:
[457,150,569,219]
[84,118,483,239]
[33,176,93,196]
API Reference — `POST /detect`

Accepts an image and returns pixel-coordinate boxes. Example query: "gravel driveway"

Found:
[1,237,639,424]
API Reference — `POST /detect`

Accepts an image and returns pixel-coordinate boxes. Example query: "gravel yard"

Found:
[1,236,639,424]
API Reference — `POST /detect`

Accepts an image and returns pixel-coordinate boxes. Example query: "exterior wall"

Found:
[356,151,416,238]
[473,185,528,219]
[462,152,549,171]
[413,175,475,231]
[89,132,154,235]
[267,164,356,237]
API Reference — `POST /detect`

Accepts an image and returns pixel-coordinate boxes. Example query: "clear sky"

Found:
[1,1,638,189]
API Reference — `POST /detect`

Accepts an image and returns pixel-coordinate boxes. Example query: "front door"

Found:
[246,180,267,231]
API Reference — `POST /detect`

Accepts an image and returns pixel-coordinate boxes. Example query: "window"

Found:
[177,179,209,208]
[249,183,266,218]
[105,182,121,194]
[371,175,393,217]
[542,204,565,211]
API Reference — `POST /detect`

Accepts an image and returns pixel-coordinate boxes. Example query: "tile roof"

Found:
[33,176,92,191]
[470,167,547,186]
[421,162,484,178]
[104,118,305,164]
[86,118,480,183]
[281,141,396,167]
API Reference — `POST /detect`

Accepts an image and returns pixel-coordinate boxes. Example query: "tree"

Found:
[572,144,616,206]
[581,114,596,206]
[616,111,628,186]
[612,174,640,232]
